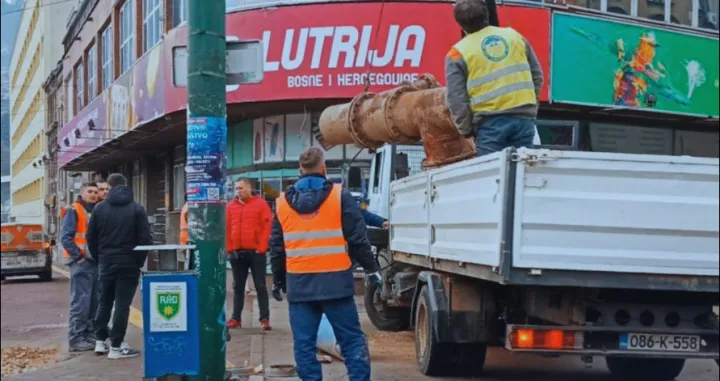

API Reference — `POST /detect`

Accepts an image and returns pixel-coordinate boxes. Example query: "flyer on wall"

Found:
[186,117,228,203]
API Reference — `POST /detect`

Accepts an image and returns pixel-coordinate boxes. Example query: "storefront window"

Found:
[282,177,297,191]
[260,178,281,210]
[172,163,185,210]
[699,0,720,29]
[607,0,632,15]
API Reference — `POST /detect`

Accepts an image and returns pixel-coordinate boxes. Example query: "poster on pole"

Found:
[149,281,188,332]
[186,117,228,203]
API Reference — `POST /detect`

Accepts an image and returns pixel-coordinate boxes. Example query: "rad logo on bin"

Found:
[157,292,181,320]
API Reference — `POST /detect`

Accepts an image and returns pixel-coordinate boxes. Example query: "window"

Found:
[119,0,135,74]
[67,76,74,119]
[143,0,163,52]
[699,0,719,29]
[101,26,114,90]
[87,45,97,100]
[172,163,185,210]
[75,63,84,113]
[173,0,188,27]
[371,152,383,194]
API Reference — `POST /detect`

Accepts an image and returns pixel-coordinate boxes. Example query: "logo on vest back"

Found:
[481,35,510,62]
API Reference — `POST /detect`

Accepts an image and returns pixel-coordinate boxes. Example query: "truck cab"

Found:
[1,223,54,282]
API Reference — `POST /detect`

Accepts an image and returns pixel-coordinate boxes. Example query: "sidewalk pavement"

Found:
[3,265,415,380]
[3,265,258,380]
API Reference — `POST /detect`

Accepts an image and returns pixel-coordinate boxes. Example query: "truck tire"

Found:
[415,285,486,377]
[364,281,409,332]
[606,357,685,381]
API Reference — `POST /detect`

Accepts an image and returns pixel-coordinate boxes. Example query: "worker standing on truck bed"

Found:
[445,0,544,156]
[269,147,382,381]
[61,181,99,352]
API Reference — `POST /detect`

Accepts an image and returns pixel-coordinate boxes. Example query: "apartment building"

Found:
[9,0,74,223]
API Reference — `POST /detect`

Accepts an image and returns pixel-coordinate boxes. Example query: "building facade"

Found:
[9,0,74,224]
[52,0,719,245]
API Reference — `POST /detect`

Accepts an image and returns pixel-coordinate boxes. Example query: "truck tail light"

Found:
[509,329,582,350]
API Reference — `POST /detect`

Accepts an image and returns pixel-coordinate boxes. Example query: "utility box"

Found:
[138,245,199,378]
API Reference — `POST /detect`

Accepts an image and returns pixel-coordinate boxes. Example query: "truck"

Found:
[1,223,54,282]
[362,142,719,380]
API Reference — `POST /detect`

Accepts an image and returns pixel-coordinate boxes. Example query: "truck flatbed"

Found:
[389,148,720,293]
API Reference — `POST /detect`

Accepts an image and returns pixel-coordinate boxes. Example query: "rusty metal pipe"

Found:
[318,74,476,169]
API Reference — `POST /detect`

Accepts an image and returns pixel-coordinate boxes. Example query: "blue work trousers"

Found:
[289,297,371,381]
[475,115,536,156]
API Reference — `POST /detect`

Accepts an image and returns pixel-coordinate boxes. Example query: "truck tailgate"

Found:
[512,148,719,276]
[390,150,510,268]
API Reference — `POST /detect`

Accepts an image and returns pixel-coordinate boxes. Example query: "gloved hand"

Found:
[367,272,383,289]
[272,282,286,302]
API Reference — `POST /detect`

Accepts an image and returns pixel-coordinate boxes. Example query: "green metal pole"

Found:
[187,0,227,380]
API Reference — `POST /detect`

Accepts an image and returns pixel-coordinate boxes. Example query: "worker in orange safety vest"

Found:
[179,196,189,245]
[60,181,99,352]
[269,147,381,381]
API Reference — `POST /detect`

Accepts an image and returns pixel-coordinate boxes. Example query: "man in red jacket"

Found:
[226,178,273,330]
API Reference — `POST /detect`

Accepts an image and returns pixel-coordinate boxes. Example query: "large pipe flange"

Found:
[382,85,422,145]
[348,92,385,149]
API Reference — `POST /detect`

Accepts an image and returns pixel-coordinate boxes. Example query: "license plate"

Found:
[1,254,44,269]
[620,333,701,352]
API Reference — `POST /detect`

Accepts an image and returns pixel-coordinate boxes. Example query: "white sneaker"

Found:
[108,342,140,359]
[94,340,109,354]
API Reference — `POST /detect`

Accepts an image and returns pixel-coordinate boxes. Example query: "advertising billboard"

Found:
[164,3,552,112]
[58,45,165,167]
[551,13,720,117]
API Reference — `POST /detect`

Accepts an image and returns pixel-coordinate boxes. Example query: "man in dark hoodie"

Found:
[87,173,152,359]
[61,181,99,352]
[270,147,382,381]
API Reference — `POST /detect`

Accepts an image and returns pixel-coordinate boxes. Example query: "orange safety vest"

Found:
[179,203,189,245]
[62,202,89,259]
[276,184,352,274]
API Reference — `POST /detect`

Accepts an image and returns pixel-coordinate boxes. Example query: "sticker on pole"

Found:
[186,117,227,203]
[149,282,188,332]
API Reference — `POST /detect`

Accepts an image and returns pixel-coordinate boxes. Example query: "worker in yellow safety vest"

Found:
[445,0,544,156]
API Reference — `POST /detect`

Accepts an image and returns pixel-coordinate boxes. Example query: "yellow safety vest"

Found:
[452,26,537,113]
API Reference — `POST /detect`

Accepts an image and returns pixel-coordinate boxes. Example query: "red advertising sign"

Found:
[162,2,550,112]
[497,5,551,101]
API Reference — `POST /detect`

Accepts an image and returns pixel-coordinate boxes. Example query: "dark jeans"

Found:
[94,264,140,347]
[289,297,371,381]
[475,115,536,156]
[229,251,269,321]
[68,259,99,345]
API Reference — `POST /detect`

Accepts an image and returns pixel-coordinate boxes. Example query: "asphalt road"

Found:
[2,273,718,381]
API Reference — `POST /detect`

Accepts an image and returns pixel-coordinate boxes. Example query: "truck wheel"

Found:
[606,357,685,381]
[414,285,486,377]
[39,270,53,282]
[364,281,409,332]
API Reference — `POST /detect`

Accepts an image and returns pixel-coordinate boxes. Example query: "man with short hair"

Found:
[87,173,152,359]
[270,147,381,381]
[62,182,99,352]
[226,178,273,330]
[446,0,544,156]
[96,179,109,201]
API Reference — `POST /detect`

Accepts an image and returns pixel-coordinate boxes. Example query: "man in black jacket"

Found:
[269,147,381,381]
[87,173,152,359]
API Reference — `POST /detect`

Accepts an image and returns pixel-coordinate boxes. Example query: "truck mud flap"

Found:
[411,271,489,344]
